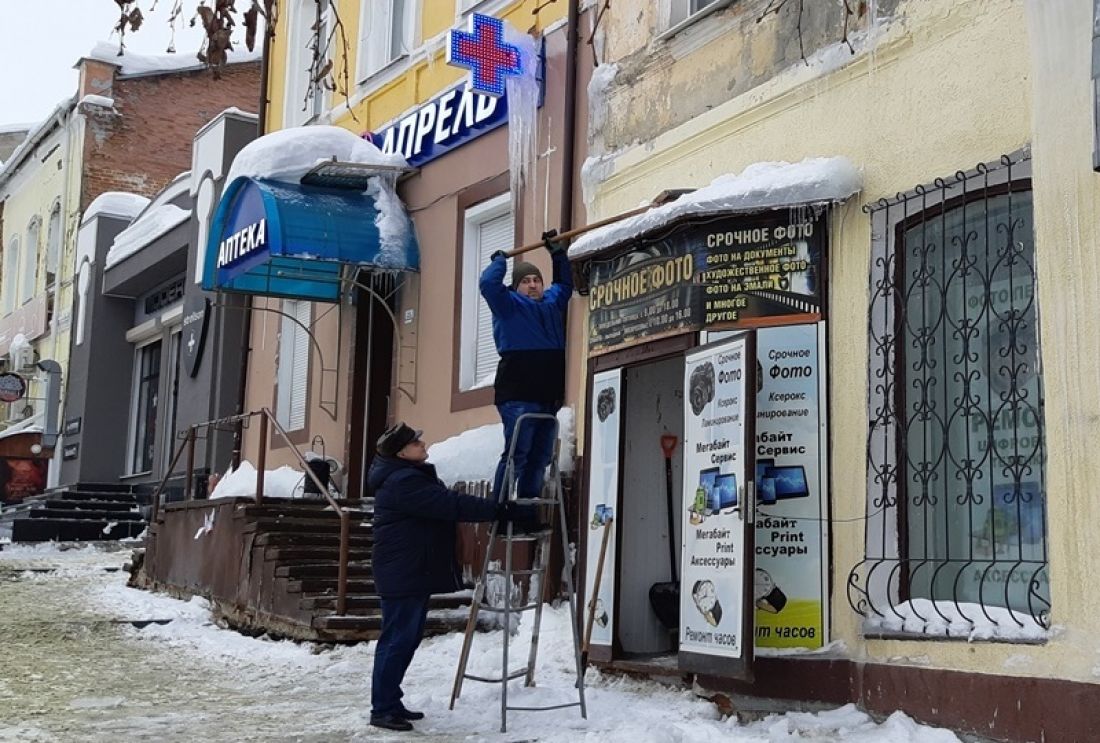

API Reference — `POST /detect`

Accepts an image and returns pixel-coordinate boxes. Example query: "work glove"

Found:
[496,499,519,525]
[542,229,567,256]
[490,250,508,262]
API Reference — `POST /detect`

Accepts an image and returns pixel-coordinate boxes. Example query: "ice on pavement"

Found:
[0,545,960,742]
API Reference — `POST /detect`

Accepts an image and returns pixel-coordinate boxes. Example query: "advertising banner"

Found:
[679,336,752,671]
[0,456,48,506]
[587,211,826,354]
[752,324,829,649]
[584,369,622,648]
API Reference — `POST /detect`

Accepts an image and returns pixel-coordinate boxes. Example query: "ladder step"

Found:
[478,602,540,613]
[486,568,542,576]
[498,529,553,540]
[516,497,558,506]
[507,702,584,712]
[464,668,528,684]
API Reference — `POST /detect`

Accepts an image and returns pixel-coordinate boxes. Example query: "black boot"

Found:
[396,705,424,721]
[370,713,413,731]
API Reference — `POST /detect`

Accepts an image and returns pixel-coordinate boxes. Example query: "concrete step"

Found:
[253,517,372,533]
[274,561,374,579]
[264,546,372,562]
[23,508,144,522]
[40,498,142,513]
[8,518,145,542]
[299,593,470,613]
[286,576,375,594]
[253,531,373,548]
[29,490,144,505]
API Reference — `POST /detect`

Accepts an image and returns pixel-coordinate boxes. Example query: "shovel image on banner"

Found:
[649,434,680,633]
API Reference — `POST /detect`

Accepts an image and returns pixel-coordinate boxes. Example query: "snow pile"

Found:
[209,460,306,499]
[86,41,262,77]
[428,408,576,486]
[225,125,407,185]
[569,157,862,259]
[8,332,31,359]
[864,599,1051,642]
[105,204,192,268]
[78,94,115,109]
[83,191,150,223]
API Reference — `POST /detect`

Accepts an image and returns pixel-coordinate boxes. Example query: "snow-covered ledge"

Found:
[569,157,862,260]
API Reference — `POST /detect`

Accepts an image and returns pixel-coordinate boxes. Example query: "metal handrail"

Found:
[145,408,352,615]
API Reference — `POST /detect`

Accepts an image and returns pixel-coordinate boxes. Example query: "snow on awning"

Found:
[205,126,419,302]
[83,192,151,224]
[105,204,192,269]
[568,157,862,260]
[0,411,43,441]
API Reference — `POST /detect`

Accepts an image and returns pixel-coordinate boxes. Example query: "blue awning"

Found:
[202,176,419,302]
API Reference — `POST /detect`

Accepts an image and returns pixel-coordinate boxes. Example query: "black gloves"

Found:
[496,499,538,526]
[542,229,567,256]
[490,250,508,262]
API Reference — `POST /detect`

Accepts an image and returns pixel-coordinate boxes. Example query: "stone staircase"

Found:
[0,483,147,542]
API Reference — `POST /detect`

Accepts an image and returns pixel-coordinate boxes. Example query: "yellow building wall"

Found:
[586,0,1100,684]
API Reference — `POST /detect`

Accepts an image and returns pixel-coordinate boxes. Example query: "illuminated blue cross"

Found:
[446,13,522,98]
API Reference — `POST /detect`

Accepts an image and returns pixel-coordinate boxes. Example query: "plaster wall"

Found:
[585,0,1100,684]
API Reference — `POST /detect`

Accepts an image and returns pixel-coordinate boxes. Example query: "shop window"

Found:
[2,235,18,315]
[667,0,731,30]
[284,0,330,126]
[459,193,512,392]
[22,220,39,303]
[358,0,413,81]
[45,204,60,287]
[276,299,311,431]
[854,153,1050,639]
[129,339,162,475]
[163,330,183,470]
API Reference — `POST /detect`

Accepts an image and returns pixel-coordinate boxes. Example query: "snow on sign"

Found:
[0,373,27,403]
[447,14,523,98]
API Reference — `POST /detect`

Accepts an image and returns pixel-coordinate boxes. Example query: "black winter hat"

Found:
[376,422,423,457]
[511,262,543,290]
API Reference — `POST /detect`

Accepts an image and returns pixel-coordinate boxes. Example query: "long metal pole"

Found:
[255,414,268,505]
[504,202,655,258]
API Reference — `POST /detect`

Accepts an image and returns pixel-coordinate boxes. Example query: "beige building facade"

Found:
[569,0,1096,739]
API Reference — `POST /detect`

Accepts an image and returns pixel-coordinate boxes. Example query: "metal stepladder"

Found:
[449,412,587,733]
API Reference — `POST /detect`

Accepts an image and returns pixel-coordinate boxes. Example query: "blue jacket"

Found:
[479,252,573,405]
[368,455,500,597]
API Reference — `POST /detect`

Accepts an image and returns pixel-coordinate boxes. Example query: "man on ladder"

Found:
[479,231,573,521]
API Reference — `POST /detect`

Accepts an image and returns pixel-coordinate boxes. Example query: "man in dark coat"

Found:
[479,237,573,508]
[367,422,508,732]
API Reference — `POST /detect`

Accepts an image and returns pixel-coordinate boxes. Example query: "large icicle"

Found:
[503,26,541,215]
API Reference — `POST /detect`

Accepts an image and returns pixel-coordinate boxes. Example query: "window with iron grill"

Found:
[850,153,1050,640]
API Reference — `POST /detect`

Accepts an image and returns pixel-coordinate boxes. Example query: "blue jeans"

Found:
[493,401,558,501]
[371,593,431,716]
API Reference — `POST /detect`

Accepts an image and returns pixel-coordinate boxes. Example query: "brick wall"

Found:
[80,61,261,210]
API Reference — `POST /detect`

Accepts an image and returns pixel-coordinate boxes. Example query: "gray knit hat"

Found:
[511,262,543,290]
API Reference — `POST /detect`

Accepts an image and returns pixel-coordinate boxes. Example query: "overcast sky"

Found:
[0,1,244,126]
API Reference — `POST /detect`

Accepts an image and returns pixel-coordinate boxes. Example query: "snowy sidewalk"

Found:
[0,544,961,742]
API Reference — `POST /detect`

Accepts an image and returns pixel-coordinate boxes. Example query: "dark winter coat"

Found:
[479,251,573,407]
[368,455,500,597]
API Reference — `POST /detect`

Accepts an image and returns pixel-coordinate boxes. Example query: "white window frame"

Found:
[284,0,330,127]
[127,336,163,476]
[358,0,416,82]
[459,192,512,392]
[662,0,734,37]
[276,299,311,431]
[2,236,19,315]
[22,218,40,304]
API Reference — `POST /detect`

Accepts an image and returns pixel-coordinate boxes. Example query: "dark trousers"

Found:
[371,593,431,716]
[492,400,558,501]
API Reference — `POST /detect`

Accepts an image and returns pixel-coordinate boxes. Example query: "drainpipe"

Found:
[560,0,580,235]
[230,21,273,467]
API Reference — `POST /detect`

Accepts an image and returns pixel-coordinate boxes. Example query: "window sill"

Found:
[356,52,412,94]
[861,630,1048,646]
[657,0,735,42]
[121,470,153,480]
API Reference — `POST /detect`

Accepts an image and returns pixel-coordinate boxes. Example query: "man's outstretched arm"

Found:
[479,251,513,316]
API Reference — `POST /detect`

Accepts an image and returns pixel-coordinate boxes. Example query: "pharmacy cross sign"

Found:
[446,13,522,98]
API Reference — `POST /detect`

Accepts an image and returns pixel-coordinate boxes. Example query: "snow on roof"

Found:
[0,98,74,184]
[0,122,33,135]
[225,125,408,185]
[83,192,151,223]
[428,408,576,486]
[85,41,262,78]
[79,94,115,109]
[105,203,192,269]
[569,157,862,259]
[0,411,44,440]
